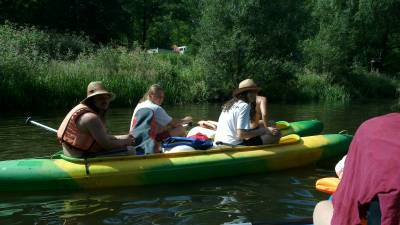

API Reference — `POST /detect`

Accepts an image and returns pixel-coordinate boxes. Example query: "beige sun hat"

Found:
[81,81,115,104]
[232,78,261,97]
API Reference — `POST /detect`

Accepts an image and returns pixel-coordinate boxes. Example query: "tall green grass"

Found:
[295,72,350,102]
[0,23,208,110]
[0,23,398,110]
[43,48,209,108]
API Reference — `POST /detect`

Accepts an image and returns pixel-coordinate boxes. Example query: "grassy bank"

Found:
[0,23,209,110]
[0,49,208,110]
[0,24,398,110]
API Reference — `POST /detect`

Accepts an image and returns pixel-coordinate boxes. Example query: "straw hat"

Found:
[81,81,115,103]
[232,79,261,96]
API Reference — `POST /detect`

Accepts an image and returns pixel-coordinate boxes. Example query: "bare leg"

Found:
[260,133,280,144]
[313,200,333,225]
[260,126,281,144]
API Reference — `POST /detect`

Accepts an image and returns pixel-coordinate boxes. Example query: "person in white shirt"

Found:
[214,79,280,146]
[130,84,192,141]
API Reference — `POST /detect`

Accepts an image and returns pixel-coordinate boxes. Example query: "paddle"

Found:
[25,117,57,134]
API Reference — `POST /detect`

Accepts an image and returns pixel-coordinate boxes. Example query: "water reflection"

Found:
[0,167,331,224]
[0,101,396,224]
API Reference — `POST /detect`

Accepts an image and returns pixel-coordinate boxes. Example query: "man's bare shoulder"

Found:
[256,95,267,103]
[79,112,101,125]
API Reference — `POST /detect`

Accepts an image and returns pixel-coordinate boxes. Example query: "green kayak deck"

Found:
[0,133,350,192]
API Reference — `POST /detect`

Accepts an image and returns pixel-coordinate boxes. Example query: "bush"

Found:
[345,68,398,100]
[0,22,93,61]
[295,72,350,102]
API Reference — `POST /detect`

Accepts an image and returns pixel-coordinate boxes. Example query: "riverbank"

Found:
[1,24,398,110]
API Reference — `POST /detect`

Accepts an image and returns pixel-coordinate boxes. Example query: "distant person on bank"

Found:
[129,84,192,153]
[57,81,135,157]
[214,79,280,146]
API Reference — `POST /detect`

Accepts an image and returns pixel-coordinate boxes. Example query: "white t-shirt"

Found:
[214,100,251,145]
[130,100,172,131]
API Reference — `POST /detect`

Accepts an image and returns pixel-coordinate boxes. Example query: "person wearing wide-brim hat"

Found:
[214,78,280,146]
[57,81,135,158]
[232,78,262,97]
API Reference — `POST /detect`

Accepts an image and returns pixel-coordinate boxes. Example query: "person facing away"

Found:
[129,84,192,153]
[57,81,135,157]
[313,112,400,225]
[214,78,280,146]
[250,95,281,141]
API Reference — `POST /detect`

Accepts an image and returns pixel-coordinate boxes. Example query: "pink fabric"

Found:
[188,133,210,140]
[332,113,400,225]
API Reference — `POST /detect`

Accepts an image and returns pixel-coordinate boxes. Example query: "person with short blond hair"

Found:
[130,84,192,141]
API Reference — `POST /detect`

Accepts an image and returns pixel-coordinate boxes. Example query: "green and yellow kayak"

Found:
[187,119,323,139]
[276,119,323,136]
[0,133,350,192]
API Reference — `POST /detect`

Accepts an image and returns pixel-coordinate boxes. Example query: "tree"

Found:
[120,0,201,49]
[303,0,400,77]
[0,0,132,43]
[195,0,308,100]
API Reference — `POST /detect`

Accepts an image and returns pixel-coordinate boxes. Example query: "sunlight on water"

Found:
[0,101,395,224]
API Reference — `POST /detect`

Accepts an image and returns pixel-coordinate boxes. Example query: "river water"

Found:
[0,101,396,224]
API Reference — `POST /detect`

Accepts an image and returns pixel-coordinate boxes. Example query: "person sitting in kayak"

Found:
[57,81,135,157]
[250,95,280,140]
[129,84,192,153]
[214,78,280,146]
[313,112,400,225]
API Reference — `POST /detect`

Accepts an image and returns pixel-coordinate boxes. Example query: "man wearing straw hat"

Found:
[57,81,135,157]
[214,78,280,146]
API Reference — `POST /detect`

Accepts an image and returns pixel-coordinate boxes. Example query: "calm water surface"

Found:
[0,101,395,224]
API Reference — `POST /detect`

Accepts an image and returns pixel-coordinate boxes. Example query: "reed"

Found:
[295,72,351,102]
[32,48,208,109]
[0,23,398,110]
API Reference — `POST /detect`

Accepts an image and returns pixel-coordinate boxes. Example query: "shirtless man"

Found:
[250,95,281,143]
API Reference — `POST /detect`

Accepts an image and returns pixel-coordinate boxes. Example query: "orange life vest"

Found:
[315,177,340,194]
[57,104,97,151]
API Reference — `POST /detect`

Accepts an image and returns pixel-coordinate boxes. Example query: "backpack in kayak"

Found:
[162,136,213,150]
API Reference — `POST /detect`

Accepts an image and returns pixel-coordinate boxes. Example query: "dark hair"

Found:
[222,91,253,112]
[249,102,257,122]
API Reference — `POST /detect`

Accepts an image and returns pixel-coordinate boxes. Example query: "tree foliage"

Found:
[303,0,400,77]
[0,0,398,104]
[195,0,309,100]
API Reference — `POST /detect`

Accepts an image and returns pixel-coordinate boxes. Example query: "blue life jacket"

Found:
[162,137,213,150]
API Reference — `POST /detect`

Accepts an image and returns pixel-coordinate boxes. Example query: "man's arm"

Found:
[236,102,265,139]
[257,96,269,128]
[80,113,134,150]
[257,96,280,135]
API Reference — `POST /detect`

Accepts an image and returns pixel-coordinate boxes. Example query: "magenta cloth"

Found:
[332,113,400,225]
